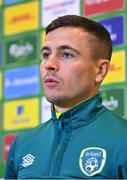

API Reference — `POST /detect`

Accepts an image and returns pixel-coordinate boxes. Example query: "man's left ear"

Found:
[95,59,110,83]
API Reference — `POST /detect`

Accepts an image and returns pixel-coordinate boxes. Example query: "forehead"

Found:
[44,27,91,48]
[46,27,84,37]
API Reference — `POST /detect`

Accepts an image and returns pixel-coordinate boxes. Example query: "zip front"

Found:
[49,117,72,176]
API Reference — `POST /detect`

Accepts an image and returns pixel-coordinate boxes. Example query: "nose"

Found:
[43,55,59,72]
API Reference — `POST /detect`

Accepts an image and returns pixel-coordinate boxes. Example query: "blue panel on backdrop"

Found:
[4,0,23,4]
[4,65,40,99]
[98,15,124,46]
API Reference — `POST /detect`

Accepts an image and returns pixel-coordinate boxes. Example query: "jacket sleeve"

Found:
[5,140,17,179]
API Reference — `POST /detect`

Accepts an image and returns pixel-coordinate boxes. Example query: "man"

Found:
[5,15,127,179]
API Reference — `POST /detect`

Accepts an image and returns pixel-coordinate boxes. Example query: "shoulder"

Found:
[15,120,53,145]
[103,107,127,124]
[101,106,127,134]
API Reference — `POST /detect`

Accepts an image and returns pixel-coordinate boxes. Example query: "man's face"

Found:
[40,27,100,108]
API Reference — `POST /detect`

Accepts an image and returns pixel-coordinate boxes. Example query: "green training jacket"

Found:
[5,94,127,179]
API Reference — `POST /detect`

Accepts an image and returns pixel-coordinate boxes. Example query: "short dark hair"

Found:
[46,15,112,61]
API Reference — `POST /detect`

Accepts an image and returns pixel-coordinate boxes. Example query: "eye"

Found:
[61,52,74,59]
[41,51,50,59]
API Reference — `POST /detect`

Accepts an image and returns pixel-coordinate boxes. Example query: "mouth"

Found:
[44,77,60,88]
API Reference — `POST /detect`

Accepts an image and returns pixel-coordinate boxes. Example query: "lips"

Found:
[44,77,59,88]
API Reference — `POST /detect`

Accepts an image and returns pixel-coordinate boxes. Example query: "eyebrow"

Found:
[41,45,80,55]
[41,46,50,53]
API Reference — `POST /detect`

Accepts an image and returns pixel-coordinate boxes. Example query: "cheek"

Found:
[69,72,83,86]
[40,63,43,72]
[40,64,46,77]
[63,67,84,86]
[74,67,94,86]
[74,67,87,80]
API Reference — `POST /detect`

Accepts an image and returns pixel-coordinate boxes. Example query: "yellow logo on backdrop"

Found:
[3,98,40,130]
[103,50,125,84]
[0,0,2,5]
[4,1,39,35]
[0,72,2,99]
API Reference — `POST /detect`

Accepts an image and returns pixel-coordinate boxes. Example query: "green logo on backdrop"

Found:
[101,88,125,117]
[5,34,38,64]
[0,72,2,99]
[0,43,2,67]
[0,103,1,122]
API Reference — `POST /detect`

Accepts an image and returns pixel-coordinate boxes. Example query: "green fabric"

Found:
[5,94,127,179]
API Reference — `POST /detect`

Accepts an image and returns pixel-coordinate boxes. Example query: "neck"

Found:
[53,92,99,113]
[54,105,71,113]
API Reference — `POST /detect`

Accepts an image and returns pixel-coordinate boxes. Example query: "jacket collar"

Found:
[51,93,105,131]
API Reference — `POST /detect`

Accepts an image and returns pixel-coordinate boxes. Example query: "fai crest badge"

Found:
[79,147,106,177]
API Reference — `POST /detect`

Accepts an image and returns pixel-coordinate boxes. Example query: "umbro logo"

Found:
[21,154,35,167]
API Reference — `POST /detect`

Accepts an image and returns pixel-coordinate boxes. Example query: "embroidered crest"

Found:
[21,154,35,167]
[79,147,106,176]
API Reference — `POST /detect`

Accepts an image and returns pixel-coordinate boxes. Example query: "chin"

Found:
[45,96,61,104]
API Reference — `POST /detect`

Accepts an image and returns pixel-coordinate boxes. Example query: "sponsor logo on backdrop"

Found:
[0,72,2,99]
[84,0,124,16]
[0,43,2,67]
[103,50,125,84]
[4,65,40,99]
[42,0,80,28]
[4,33,38,64]
[17,105,24,115]
[3,98,39,130]
[98,15,124,46]
[4,1,39,35]
[101,88,125,117]
[3,134,17,161]
[41,97,51,123]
